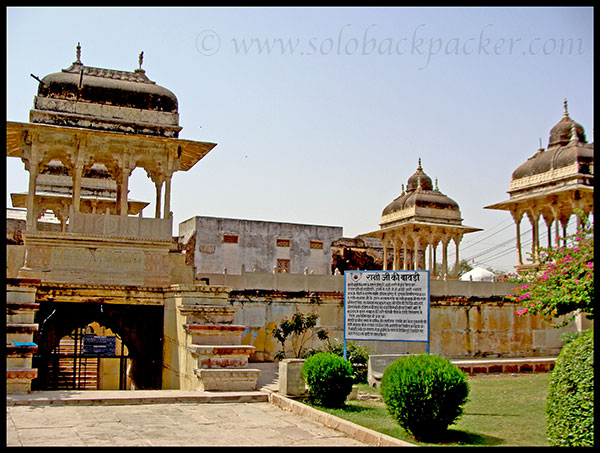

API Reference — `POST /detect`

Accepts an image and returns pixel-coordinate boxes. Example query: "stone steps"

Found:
[180,305,261,392]
[452,357,556,374]
[6,281,40,393]
[189,344,256,368]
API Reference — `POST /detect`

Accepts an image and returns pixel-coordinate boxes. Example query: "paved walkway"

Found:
[6,363,409,447]
[6,400,372,446]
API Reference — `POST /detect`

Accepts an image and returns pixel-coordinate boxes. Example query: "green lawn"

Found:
[307,373,551,446]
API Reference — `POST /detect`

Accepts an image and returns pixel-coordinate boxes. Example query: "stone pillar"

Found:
[163,174,172,219]
[25,161,39,232]
[527,210,540,262]
[454,238,460,275]
[561,216,569,247]
[382,241,388,271]
[155,180,163,219]
[403,241,408,270]
[442,238,449,276]
[72,162,84,213]
[392,239,398,271]
[120,166,130,216]
[511,210,524,265]
[428,243,433,272]
[413,236,420,270]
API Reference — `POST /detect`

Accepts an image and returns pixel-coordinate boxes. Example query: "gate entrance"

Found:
[46,323,131,390]
[32,299,163,391]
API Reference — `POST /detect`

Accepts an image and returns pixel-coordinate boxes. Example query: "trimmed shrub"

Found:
[381,354,469,441]
[302,352,354,408]
[306,338,370,383]
[546,328,594,446]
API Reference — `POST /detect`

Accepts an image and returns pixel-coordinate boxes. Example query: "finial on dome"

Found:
[139,51,144,69]
[401,183,405,195]
[75,42,82,64]
[569,122,580,144]
[435,178,439,191]
[417,158,422,171]
[563,98,569,118]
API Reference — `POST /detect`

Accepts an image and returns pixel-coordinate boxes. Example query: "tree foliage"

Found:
[271,310,329,360]
[509,210,593,327]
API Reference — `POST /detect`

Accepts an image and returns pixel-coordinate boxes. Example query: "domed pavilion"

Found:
[7,44,216,231]
[485,100,594,269]
[364,159,481,276]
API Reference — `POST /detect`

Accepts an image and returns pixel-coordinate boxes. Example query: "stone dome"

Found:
[548,100,586,149]
[511,101,592,181]
[38,63,178,113]
[406,160,433,192]
[381,160,460,220]
[30,45,182,138]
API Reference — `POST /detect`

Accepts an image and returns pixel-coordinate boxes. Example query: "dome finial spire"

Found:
[563,98,569,118]
[417,157,422,171]
[139,51,144,69]
[75,42,82,64]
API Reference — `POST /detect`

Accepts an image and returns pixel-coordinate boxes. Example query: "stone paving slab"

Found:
[6,401,372,446]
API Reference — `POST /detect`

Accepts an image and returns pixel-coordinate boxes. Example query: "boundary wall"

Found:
[224,271,591,361]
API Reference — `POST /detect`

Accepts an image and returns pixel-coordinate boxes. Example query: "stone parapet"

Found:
[194,368,261,392]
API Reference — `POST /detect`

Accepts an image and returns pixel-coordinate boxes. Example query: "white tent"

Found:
[460,267,496,282]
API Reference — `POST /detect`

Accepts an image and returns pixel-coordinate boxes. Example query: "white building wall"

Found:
[179,216,343,276]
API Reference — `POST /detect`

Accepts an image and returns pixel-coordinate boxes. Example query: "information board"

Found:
[83,335,117,357]
[344,270,429,343]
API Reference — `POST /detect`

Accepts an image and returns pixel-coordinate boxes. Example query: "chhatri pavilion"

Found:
[485,100,594,270]
[364,159,481,276]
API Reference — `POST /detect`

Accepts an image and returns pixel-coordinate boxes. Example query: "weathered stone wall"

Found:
[6,245,25,278]
[230,277,592,361]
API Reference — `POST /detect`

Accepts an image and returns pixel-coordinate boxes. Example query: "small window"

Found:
[276,238,290,247]
[223,234,239,244]
[277,259,290,273]
[309,241,323,250]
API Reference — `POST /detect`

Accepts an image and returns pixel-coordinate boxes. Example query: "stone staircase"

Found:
[47,338,99,390]
[6,280,40,393]
[180,304,260,391]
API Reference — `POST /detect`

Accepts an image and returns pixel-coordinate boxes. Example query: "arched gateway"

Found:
[6,45,259,393]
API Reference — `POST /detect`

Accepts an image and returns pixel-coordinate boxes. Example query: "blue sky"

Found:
[5,7,594,272]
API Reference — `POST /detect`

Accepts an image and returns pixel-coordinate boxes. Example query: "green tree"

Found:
[433,259,472,277]
[271,310,329,360]
[509,210,593,327]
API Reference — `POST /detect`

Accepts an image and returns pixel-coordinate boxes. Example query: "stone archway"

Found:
[32,300,163,390]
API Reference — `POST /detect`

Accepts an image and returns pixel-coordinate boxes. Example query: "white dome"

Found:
[460,267,496,282]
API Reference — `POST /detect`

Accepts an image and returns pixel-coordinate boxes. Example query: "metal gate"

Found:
[46,327,129,390]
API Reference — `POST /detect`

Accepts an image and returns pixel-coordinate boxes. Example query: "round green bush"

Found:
[307,339,370,383]
[302,352,354,408]
[546,328,594,446]
[381,354,469,441]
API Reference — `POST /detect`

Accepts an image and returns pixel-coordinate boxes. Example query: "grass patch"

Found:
[305,373,551,446]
